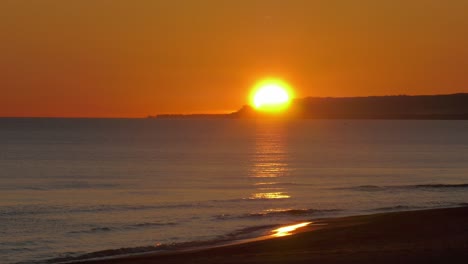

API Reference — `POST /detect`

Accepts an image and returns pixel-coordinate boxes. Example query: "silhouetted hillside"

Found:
[288,94,468,119]
[154,94,468,120]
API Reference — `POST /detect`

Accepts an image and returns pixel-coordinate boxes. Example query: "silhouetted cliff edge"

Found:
[154,93,468,120]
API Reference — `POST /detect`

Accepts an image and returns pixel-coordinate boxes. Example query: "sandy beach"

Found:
[72,206,468,264]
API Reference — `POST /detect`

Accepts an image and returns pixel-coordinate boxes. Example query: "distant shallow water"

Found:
[1,118,467,263]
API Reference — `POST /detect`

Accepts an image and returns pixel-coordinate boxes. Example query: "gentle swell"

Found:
[215,208,342,220]
[68,222,177,235]
[0,203,208,217]
[252,182,302,187]
[247,208,342,218]
[38,246,162,264]
[1,182,119,191]
[39,224,279,264]
[367,205,426,212]
[413,183,468,188]
[336,183,468,192]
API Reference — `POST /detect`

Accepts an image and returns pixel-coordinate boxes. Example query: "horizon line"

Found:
[1,92,467,119]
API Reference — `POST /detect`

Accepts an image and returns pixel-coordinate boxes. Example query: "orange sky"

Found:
[1,0,468,117]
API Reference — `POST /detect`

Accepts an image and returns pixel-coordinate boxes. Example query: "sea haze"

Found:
[1,118,467,263]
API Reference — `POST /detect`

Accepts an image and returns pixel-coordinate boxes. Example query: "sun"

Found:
[250,79,294,112]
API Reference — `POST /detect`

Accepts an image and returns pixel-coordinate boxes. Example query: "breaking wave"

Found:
[366,205,426,212]
[215,208,342,220]
[0,203,209,217]
[336,183,468,192]
[32,224,280,264]
[68,222,178,235]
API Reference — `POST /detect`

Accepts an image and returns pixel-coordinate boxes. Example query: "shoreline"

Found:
[69,206,468,264]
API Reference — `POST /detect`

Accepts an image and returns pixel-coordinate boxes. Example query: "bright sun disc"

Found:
[250,79,293,112]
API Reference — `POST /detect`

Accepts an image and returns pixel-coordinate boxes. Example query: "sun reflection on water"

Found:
[250,192,291,200]
[271,222,312,237]
[253,182,280,186]
[249,123,291,200]
[257,187,283,191]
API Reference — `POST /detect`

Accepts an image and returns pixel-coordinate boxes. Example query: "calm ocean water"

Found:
[1,118,468,263]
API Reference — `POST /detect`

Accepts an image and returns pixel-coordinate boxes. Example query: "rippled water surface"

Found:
[1,119,467,263]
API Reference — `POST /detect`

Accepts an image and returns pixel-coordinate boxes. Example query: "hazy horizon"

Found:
[1,92,467,118]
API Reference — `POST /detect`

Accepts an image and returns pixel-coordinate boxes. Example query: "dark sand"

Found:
[75,207,468,264]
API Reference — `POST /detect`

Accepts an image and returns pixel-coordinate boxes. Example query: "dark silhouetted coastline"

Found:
[153,93,468,119]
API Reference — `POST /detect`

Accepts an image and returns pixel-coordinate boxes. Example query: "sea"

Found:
[1,118,467,263]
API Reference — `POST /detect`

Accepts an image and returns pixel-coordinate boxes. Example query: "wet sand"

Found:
[75,206,468,264]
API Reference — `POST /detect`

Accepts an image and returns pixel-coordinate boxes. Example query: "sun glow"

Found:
[250,79,294,112]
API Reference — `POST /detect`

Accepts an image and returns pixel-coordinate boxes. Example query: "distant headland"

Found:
[151,93,468,120]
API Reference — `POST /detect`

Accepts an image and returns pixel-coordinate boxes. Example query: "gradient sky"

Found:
[1,0,468,117]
